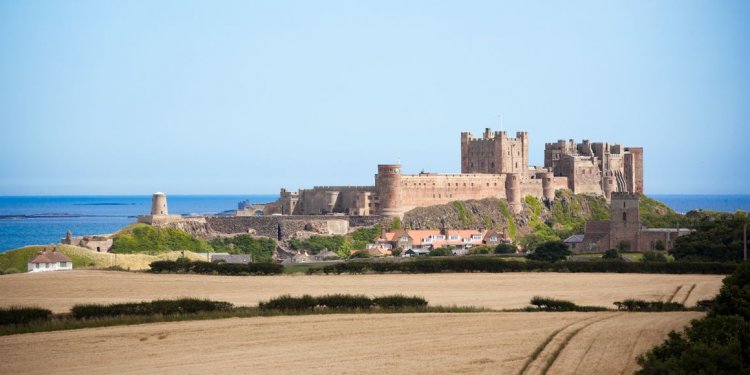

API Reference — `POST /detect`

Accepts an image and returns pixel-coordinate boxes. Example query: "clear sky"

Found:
[1,1,748,195]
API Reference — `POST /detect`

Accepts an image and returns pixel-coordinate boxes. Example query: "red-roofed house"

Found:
[28,248,73,273]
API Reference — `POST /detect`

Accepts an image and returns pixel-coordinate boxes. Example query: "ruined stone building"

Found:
[544,139,643,196]
[276,129,644,219]
[568,192,691,253]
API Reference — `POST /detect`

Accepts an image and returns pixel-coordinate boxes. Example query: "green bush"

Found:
[317,294,373,310]
[372,295,428,309]
[70,298,233,319]
[526,241,571,262]
[530,296,577,311]
[0,306,53,325]
[259,295,318,311]
[602,249,622,260]
[429,247,452,256]
[641,252,668,263]
[494,243,516,254]
[529,297,607,312]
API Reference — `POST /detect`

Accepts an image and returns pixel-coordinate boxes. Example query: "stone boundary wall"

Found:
[203,215,380,240]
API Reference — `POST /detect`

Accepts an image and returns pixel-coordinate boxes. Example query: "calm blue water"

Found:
[1,194,748,253]
[0,195,276,252]
[649,195,750,214]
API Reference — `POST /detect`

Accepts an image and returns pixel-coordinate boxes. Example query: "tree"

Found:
[602,249,622,260]
[654,239,666,251]
[641,251,668,263]
[391,248,402,257]
[429,247,452,256]
[494,243,516,254]
[469,245,492,255]
[526,241,571,262]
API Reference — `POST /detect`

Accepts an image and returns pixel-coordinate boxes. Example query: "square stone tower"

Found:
[609,192,640,251]
[461,129,528,174]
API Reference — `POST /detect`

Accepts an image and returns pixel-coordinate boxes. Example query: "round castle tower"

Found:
[505,173,522,213]
[602,173,616,201]
[541,171,555,202]
[151,192,168,216]
[376,164,402,218]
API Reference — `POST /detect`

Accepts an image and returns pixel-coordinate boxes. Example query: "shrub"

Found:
[530,296,577,311]
[259,295,319,311]
[526,241,571,262]
[429,247,452,257]
[317,294,372,310]
[373,295,428,309]
[71,298,233,319]
[641,252,668,263]
[0,306,53,325]
[494,243,516,254]
[602,249,622,260]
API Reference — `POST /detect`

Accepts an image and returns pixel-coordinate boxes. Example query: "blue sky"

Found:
[1,1,748,195]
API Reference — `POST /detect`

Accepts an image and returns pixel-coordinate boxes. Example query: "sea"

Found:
[0,194,748,253]
[0,195,276,253]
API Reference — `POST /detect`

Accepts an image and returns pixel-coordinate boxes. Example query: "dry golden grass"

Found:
[0,270,723,313]
[58,245,208,270]
[0,311,702,375]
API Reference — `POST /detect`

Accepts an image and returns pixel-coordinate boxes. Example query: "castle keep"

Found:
[275,129,644,218]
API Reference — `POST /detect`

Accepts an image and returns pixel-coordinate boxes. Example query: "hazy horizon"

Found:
[1,1,748,195]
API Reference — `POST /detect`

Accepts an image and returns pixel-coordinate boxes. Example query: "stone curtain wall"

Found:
[204,216,355,240]
[399,174,508,213]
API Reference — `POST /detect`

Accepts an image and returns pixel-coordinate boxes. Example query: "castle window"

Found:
[486,183,489,187]
[623,212,627,222]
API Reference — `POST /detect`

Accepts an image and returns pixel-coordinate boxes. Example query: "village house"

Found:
[27,248,73,272]
[373,228,496,253]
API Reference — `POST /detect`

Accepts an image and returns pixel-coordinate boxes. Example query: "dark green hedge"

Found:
[71,298,233,319]
[318,258,736,275]
[149,259,283,275]
[259,294,428,312]
[613,299,686,312]
[528,296,608,312]
[0,306,53,325]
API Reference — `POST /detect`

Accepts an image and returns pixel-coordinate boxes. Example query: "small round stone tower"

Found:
[505,173,522,213]
[376,164,402,218]
[542,171,555,202]
[603,173,616,201]
[151,192,168,216]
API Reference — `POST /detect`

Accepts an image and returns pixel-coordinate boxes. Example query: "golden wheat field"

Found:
[0,311,703,375]
[0,270,722,313]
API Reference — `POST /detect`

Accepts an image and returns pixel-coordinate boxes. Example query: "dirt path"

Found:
[0,271,723,313]
[0,312,702,375]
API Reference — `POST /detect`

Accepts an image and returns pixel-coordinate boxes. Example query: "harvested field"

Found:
[0,271,722,313]
[0,311,702,374]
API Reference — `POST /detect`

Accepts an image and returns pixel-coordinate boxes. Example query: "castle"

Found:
[271,129,643,218]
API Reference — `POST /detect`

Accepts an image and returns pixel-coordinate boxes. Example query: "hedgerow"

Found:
[149,259,283,275]
[0,306,53,325]
[258,294,428,312]
[317,257,735,275]
[70,298,233,319]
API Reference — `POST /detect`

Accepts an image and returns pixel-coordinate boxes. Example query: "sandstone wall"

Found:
[399,174,507,213]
